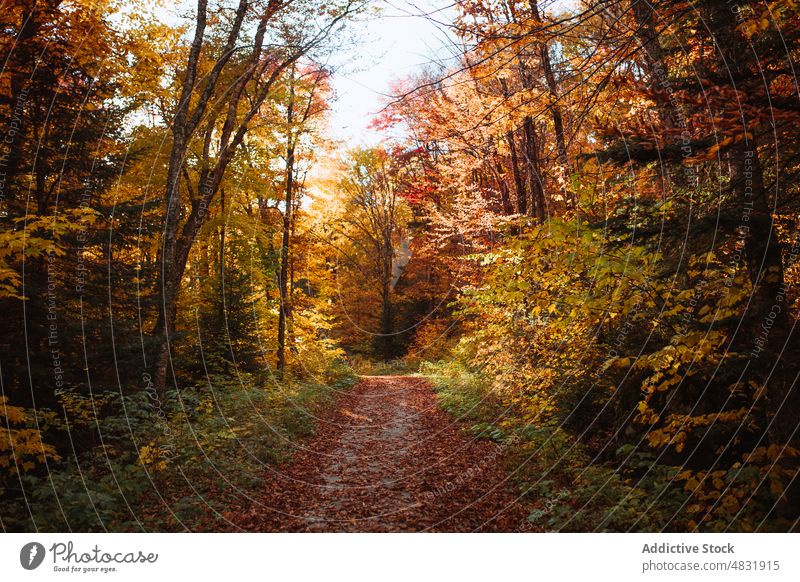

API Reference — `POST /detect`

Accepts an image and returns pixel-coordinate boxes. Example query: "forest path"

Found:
[236,376,527,532]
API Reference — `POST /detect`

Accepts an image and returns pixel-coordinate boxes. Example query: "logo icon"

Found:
[20,542,46,570]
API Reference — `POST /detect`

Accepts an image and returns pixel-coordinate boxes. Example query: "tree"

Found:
[0,0,131,410]
[323,147,410,360]
[152,0,363,395]
[276,64,329,376]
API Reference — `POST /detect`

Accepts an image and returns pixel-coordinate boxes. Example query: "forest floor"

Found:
[233,375,529,532]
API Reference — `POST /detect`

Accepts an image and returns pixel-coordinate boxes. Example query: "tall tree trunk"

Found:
[728,139,792,441]
[630,0,667,87]
[277,76,296,377]
[151,0,293,395]
[2,7,52,410]
[702,0,792,444]
[493,147,514,214]
[152,0,213,396]
[151,153,185,397]
[529,0,571,205]
[523,116,545,222]
[506,130,527,215]
[288,191,301,352]
[629,0,677,137]
[628,0,679,196]
[380,261,393,361]
[513,46,544,220]
[218,187,226,323]
[499,78,527,215]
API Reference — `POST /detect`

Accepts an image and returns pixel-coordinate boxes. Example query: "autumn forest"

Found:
[1,0,800,533]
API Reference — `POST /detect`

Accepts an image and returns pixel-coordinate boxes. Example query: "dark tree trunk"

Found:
[494,153,514,215]
[379,266,393,360]
[152,139,191,397]
[630,0,668,88]
[529,0,571,204]
[523,116,545,223]
[499,78,527,215]
[702,0,793,445]
[218,187,226,323]
[277,77,296,377]
[507,130,526,215]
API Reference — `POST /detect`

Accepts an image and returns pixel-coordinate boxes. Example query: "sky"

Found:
[149,1,457,145]
[148,1,576,146]
[325,0,574,145]
[326,1,458,145]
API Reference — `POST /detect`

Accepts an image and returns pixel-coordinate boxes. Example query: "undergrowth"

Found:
[1,365,357,532]
[421,359,690,532]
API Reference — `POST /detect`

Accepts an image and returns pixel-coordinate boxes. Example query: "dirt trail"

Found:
[235,376,528,532]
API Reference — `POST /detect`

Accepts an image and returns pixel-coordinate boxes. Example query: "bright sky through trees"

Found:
[327,1,456,144]
[328,0,574,143]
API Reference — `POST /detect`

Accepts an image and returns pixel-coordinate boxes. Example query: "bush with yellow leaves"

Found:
[0,396,60,475]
